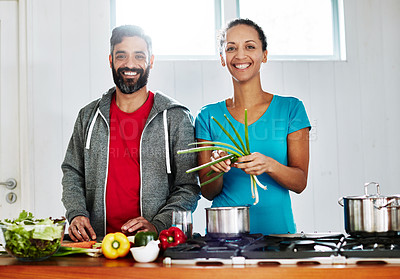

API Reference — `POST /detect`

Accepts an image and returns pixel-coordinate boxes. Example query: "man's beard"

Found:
[112,65,150,94]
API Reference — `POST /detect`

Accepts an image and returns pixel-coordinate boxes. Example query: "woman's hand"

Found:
[233,152,274,175]
[232,128,310,194]
[197,139,226,200]
[209,150,233,173]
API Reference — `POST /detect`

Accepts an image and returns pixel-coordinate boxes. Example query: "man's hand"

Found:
[121,216,157,234]
[68,216,97,242]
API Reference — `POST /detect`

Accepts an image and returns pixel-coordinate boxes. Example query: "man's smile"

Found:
[122,71,139,77]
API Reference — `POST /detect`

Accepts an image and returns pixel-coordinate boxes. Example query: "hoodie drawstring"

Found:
[86,107,172,175]
[85,109,100,149]
[163,109,172,174]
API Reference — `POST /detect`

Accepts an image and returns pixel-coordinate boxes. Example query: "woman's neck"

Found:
[229,75,268,109]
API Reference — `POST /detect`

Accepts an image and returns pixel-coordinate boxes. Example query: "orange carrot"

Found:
[61,240,97,249]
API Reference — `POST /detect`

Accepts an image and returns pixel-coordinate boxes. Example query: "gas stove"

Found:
[163,232,400,265]
[339,234,400,263]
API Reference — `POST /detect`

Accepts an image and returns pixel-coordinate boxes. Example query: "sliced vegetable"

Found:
[133,231,158,247]
[61,240,97,249]
[101,232,130,259]
[159,227,186,250]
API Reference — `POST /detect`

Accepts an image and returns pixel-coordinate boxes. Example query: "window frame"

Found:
[237,0,345,61]
[110,0,345,61]
[109,0,222,60]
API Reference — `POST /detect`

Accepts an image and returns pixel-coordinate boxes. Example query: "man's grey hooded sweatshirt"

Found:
[61,88,200,237]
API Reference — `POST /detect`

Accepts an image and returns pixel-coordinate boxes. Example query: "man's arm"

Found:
[150,108,200,233]
[61,110,96,241]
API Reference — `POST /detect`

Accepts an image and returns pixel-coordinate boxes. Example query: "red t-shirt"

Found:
[106,92,154,234]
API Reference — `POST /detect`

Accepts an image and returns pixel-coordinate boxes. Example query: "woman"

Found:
[195,18,311,235]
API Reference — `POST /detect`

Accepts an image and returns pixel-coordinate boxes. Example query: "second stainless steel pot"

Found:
[338,182,400,236]
[205,206,250,238]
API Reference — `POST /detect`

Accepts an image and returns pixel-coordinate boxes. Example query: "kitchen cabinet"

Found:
[0,255,399,279]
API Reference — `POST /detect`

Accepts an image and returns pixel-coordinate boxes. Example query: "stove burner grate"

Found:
[240,234,343,259]
[339,234,400,258]
[163,232,400,261]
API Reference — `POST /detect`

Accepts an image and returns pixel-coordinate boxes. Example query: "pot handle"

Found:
[374,198,400,210]
[338,197,344,207]
[364,182,380,196]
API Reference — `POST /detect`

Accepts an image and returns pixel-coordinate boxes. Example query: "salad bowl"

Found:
[0,211,65,261]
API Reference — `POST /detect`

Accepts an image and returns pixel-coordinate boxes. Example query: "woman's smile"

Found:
[234,63,251,70]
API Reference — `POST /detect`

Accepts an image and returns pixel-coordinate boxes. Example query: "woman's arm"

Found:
[197,139,231,200]
[234,127,310,194]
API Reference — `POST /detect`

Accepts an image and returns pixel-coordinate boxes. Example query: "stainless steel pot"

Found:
[338,182,400,236]
[205,206,250,238]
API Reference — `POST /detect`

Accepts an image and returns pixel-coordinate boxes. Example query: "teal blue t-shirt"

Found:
[195,95,311,235]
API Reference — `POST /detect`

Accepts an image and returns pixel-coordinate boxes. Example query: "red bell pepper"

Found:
[159,226,187,250]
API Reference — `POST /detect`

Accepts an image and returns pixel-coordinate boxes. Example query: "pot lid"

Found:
[342,182,400,199]
[205,206,250,211]
[343,194,400,200]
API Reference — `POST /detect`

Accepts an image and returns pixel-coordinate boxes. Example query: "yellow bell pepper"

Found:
[102,232,130,259]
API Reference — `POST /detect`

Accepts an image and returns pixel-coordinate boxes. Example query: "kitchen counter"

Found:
[1,254,400,279]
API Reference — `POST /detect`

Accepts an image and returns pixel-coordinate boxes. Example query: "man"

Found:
[61,25,200,242]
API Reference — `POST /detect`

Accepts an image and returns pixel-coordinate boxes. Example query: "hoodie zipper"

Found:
[86,93,175,233]
[89,108,110,236]
[139,108,172,217]
[139,111,161,216]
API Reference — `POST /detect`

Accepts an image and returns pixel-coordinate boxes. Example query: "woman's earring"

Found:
[262,51,268,63]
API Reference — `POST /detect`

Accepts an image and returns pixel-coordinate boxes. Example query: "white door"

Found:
[0,0,21,219]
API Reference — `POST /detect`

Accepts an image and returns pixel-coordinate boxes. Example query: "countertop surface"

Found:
[1,253,400,279]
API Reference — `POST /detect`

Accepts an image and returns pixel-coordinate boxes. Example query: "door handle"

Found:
[0,178,17,190]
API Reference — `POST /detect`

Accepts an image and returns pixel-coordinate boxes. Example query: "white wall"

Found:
[21,0,400,234]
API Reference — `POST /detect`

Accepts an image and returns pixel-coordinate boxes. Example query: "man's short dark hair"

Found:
[110,25,152,58]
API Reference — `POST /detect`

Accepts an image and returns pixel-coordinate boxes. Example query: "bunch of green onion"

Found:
[178,109,267,205]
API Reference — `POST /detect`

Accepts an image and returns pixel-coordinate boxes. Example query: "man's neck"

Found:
[115,87,149,113]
